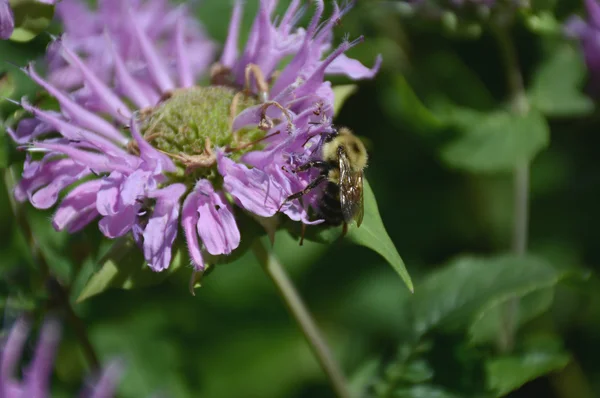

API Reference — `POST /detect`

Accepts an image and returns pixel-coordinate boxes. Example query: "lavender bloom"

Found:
[0,0,14,39]
[0,0,57,40]
[0,319,122,397]
[9,0,380,272]
[566,0,600,94]
[46,0,215,94]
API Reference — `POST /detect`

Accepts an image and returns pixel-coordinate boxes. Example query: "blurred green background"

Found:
[2,0,600,397]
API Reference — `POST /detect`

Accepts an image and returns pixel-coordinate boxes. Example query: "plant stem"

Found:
[511,161,529,256]
[495,28,530,352]
[3,167,101,372]
[252,240,351,398]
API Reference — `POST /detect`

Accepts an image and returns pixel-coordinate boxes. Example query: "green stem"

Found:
[495,28,530,352]
[3,167,101,372]
[252,240,351,398]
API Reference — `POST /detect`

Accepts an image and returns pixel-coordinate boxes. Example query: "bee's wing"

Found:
[339,151,364,226]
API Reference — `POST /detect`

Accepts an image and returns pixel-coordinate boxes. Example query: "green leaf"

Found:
[381,74,443,134]
[337,271,414,336]
[411,254,561,335]
[347,178,413,292]
[26,209,74,282]
[284,178,412,291]
[332,84,357,116]
[0,127,7,168]
[392,385,460,398]
[0,72,15,99]
[469,288,555,345]
[524,12,562,35]
[528,45,594,117]
[349,358,380,398]
[486,335,570,396]
[421,51,496,110]
[441,109,549,173]
[9,0,55,43]
[76,238,184,302]
[433,105,484,131]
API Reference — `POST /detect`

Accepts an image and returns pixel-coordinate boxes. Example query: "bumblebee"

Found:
[282,126,367,229]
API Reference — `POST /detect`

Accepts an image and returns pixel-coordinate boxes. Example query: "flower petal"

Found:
[22,320,61,398]
[96,172,123,216]
[195,179,240,256]
[88,361,124,398]
[0,0,14,40]
[143,183,186,271]
[0,318,29,384]
[218,152,281,217]
[181,190,204,270]
[98,210,137,238]
[16,157,89,209]
[53,180,102,232]
[325,53,382,79]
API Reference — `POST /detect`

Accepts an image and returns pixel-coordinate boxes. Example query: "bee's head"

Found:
[321,126,368,170]
[339,134,368,171]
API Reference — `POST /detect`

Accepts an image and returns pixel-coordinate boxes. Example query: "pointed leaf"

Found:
[76,237,184,302]
[412,254,561,335]
[285,178,412,291]
[347,178,413,292]
[528,45,593,117]
[486,334,570,396]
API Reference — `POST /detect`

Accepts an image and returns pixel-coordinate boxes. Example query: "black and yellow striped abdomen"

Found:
[316,181,344,226]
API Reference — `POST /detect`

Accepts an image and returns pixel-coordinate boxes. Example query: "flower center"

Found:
[136,86,264,178]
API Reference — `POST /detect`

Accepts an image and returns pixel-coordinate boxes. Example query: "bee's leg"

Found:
[299,223,306,246]
[293,160,330,174]
[277,174,328,212]
[285,174,328,201]
[342,222,348,237]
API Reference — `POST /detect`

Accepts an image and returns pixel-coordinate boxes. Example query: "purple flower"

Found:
[46,0,215,94]
[0,0,14,39]
[0,319,123,397]
[0,0,57,40]
[566,0,600,94]
[9,0,380,273]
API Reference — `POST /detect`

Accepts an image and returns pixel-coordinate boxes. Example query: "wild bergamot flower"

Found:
[46,0,215,93]
[1,318,124,397]
[8,0,381,272]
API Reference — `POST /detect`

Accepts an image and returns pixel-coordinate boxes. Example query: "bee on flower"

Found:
[6,0,381,274]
